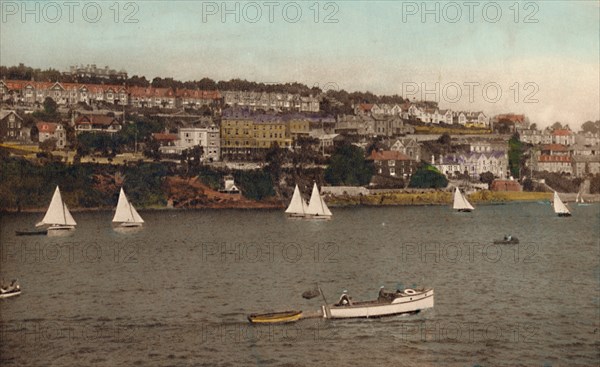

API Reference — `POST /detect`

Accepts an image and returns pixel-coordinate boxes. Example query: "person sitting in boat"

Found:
[337,291,352,306]
[378,286,394,302]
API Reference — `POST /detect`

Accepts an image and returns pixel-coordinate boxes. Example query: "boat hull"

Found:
[493,238,519,245]
[15,230,48,236]
[323,289,434,319]
[456,209,473,213]
[0,290,21,299]
[248,311,303,323]
[557,213,572,217]
[116,222,143,228]
[304,214,332,220]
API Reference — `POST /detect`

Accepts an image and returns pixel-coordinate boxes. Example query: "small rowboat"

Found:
[1,281,21,299]
[247,310,303,324]
[493,236,519,245]
[0,289,21,299]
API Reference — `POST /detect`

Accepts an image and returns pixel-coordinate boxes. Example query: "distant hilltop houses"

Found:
[354,102,490,128]
[68,64,128,80]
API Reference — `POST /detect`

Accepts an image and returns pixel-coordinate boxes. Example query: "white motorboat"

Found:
[322,287,434,319]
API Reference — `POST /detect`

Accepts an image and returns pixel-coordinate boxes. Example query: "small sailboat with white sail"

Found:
[452,187,474,212]
[285,184,308,218]
[305,183,332,220]
[553,191,571,217]
[35,186,77,234]
[112,188,144,227]
[576,191,591,206]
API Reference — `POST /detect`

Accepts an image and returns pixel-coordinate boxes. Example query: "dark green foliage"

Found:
[408,163,448,189]
[324,143,374,186]
[77,132,122,157]
[195,166,224,191]
[479,171,495,185]
[0,157,167,210]
[32,97,61,122]
[535,172,583,193]
[122,163,168,207]
[581,120,600,134]
[590,174,600,194]
[233,170,275,200]
[508,133,523,178]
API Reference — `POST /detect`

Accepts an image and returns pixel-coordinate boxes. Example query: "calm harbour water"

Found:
[1,203,599,367]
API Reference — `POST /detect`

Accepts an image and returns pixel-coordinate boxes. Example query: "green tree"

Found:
[479,171,495,186]
[508,133,523,178]
[408,163,448,189]
[437,132,451,145]
[39,138,57,153]
[581,120,600,134]
[324,143,374,186]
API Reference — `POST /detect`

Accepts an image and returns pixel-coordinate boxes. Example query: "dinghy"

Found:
[248,310,303,324]
[284,184,308,218]
[576,192,591,206]
[305,183,332,220]
[493,235,519,244]
[553,191,571,217]
[34,186,76,234]
[0,280,21,299]
[112,188,144,228]
[453,187,474,212]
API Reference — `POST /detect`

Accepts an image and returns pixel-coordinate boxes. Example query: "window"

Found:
[390,168,396,176]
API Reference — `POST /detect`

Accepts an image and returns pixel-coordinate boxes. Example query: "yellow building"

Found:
[288,119,310,140]
[253,119,292,149]
[220,117,254,157]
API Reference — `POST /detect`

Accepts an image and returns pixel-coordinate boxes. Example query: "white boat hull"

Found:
[323,289,434,319]
[116,222,143,228]
[0,290,21,299]
[304,214,332,220]
[47,225,75,236]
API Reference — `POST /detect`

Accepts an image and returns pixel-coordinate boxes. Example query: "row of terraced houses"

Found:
[0,80,221,109]
[0,80,321,113]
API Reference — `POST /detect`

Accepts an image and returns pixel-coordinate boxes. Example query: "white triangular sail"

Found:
[285,185,307,215]
[553,191,570,215]
[306,183,332,217]
[36,186,77,227]
[113,188,144,224]
[453,187,474,211]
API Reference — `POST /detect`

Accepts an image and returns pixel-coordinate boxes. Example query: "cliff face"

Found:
[164,176,283,209]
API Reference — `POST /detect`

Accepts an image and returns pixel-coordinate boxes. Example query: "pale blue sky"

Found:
[1,1,598,126]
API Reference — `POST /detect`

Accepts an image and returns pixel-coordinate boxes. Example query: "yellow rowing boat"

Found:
[247,310,303,324]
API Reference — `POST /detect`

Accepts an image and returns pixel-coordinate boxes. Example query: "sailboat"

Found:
[576,191,591,206]
[112,188,144,227]
[452,187,474,212]
[36,186,77,233]
[553,191,571,217]
[285,184,308,218]
[305,183,333,220]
